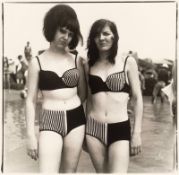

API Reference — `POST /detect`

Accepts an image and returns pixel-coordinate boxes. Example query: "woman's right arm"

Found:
[25,57,39,160]
[84,61,93,115]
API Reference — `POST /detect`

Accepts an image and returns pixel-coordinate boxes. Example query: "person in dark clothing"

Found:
[16,55,28,85]
[152,63,169,104]
[24,41,32,62]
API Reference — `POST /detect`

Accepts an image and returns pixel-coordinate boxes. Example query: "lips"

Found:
[99,42,107,46]
[59,40,68,46]
[99,44,111,48]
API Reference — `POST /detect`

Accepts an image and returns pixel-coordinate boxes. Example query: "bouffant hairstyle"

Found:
[87,19,119,67]
[43,4,83,49]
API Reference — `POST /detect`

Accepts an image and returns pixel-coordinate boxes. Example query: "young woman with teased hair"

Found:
[26,4,86,173]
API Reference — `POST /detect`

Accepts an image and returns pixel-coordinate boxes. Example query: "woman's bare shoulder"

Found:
[127,56,137,67]
[115,52,128,65]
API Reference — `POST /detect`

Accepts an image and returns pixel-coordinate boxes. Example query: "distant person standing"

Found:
[22,42,32,97]
[161,59,177,170]
[171,60,177,119]
[24,41,32,62]
[171,59,177,170]
[3,57,9,69]
[152,63,169,103]
[16,55,28,85]
[138,68,145,94]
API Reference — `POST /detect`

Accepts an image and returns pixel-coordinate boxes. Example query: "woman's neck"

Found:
[98,51,110,63]
[49,43,68,55]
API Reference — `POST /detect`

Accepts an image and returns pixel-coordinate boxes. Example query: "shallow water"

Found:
[3,90,176,173]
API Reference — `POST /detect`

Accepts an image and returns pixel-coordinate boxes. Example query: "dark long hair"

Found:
[43,4,83,49]
[87,19,119,67]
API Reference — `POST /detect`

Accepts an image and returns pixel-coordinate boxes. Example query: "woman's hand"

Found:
[130,132,142,156]
[27,135,38,160]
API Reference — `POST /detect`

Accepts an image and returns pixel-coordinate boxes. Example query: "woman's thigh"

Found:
[86,135,107,173]
[39,131,63,173]
[108,140,129,173]
[60,125,85,172]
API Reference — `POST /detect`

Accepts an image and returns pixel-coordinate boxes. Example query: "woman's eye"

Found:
[103,32,110,36]
[59,28,73,37]
[68,32,74,37]
[59,28,66,33]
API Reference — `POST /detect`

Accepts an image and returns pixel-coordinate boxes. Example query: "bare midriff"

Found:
[88,92,129,123]
[41,88,81,110]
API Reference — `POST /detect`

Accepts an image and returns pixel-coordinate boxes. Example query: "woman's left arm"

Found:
[127,56,143,156]
[77,56,88,103]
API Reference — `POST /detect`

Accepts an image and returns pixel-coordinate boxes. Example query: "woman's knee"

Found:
[60,144,81,173]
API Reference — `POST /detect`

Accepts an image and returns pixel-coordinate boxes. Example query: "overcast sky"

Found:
[3,1,177,62]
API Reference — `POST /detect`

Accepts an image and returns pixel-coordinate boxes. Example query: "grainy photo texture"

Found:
[2,0,177,173]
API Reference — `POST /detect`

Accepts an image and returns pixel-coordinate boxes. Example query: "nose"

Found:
[99,34,105,40]
[63,33,68,40]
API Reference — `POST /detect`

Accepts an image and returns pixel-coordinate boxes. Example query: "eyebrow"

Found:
[59,27,73,32]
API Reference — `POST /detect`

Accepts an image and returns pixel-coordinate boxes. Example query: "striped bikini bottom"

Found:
[39,105,86,137]
[86,117,131,147]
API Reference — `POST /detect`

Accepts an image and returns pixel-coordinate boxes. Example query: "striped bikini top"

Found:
[37,51,79,90]
[89,56,130,94]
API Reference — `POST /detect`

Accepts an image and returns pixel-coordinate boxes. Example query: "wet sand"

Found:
[3,90,176,173]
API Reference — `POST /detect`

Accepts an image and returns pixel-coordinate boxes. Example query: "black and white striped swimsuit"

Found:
[88,56,130,94]
[40,105,86,136]
[36,51,79,91]
[87,56,131,146]
[36,51,86,136]
[86,117,131,147]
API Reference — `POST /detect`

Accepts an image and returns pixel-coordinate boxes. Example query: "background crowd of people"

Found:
[3,42,32,90]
